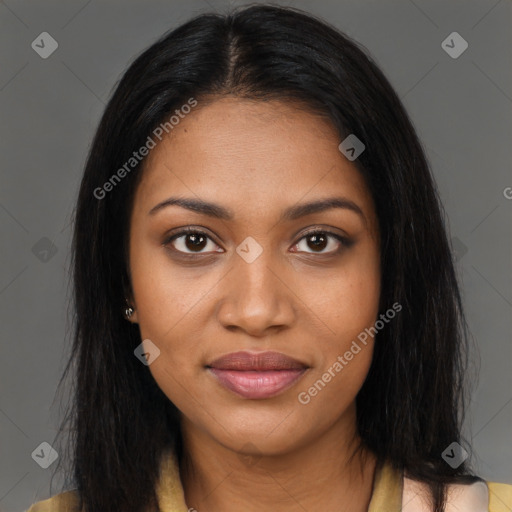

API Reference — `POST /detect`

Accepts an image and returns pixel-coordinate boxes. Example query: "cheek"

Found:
[128,248,209,400]
[297,302,377,417]
[299,241,380,396]
[129,242,198,337]
[145,351,196,413]
[303,241,380,338]
[343,239,381,323]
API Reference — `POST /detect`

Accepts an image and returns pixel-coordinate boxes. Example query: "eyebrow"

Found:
[148,196,365,222]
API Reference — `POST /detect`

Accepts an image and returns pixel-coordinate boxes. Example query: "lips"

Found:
[206,351,308,399]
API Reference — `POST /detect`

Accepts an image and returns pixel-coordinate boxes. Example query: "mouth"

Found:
[206,351,309,399]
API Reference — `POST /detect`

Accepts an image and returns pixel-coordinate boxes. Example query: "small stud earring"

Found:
[124,299,135,320]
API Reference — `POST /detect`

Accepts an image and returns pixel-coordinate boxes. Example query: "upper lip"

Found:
[207,351,309,371]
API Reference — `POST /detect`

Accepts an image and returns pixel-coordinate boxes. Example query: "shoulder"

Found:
[403,476,512,512]
[487,480,512,512]
[26,490,81,512]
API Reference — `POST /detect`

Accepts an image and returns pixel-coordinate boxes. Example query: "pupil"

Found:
[186,234,207,251]
[309,234,327,251]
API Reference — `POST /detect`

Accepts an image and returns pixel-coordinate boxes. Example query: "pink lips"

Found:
[207,351,308,399]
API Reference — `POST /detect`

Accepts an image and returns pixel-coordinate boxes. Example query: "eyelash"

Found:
[162,226,351,259]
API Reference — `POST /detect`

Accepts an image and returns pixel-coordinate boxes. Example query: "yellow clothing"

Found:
[27,450,512,511]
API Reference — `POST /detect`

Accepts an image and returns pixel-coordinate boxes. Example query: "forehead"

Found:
[134,97,375,224]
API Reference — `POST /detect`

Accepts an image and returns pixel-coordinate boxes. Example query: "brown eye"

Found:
[292,230,348,255]
[306,233,328,252]
[164,229,223,255]
[182,233,208,252]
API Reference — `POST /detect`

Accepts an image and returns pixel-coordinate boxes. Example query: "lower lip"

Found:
[208,368,306,399]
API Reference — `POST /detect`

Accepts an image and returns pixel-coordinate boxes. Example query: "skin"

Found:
[127,97,381,512]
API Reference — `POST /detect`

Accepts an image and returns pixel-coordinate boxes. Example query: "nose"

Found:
[216,248,296,337]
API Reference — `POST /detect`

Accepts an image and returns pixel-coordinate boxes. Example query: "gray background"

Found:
[1,1,511,511]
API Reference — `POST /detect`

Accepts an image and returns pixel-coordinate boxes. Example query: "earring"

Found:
[124,299,135,319]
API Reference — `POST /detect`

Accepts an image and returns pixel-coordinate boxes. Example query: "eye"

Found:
[163,227,350,258]
[291,229,349,255]
[163,228,223,255]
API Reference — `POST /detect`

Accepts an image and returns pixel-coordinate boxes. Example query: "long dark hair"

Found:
[51,4,480,511]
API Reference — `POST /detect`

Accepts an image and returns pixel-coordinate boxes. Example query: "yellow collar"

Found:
[155,449,403,511]
[28,447,512,511]
[368,460,403,512]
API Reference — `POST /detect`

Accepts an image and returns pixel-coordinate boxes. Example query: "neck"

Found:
[179,407,377,512]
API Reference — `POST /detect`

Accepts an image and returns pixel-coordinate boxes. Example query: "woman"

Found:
[28,4,511,512]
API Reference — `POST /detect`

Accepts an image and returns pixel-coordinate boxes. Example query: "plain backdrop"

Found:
[0,1,511,511]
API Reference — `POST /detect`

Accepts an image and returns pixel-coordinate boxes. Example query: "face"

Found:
[127,97,380,456]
